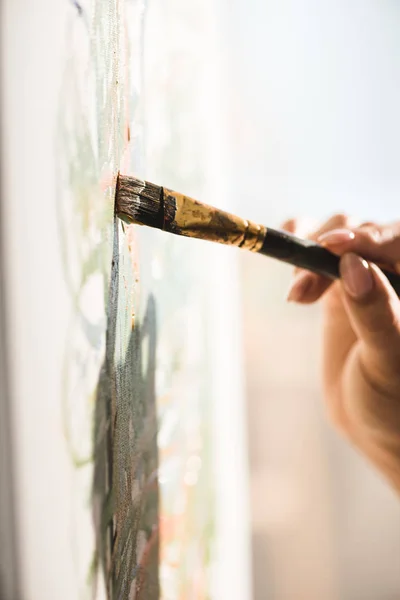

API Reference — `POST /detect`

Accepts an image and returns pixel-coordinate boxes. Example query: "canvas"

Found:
[1,0,251,599]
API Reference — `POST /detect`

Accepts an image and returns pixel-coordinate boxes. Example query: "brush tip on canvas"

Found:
[115,174,164,229]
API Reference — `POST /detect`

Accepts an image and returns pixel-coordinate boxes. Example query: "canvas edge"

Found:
[0,1,21,593]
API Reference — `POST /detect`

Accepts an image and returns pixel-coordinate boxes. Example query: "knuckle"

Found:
[357,224,381,244]
[331,213,350,227]
[281,218,297,233]
[359,221,376,228]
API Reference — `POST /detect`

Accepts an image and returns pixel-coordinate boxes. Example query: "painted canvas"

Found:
[58,0,220,597]
[1,0,251,599]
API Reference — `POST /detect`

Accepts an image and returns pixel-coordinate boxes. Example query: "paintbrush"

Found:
[115,174,400,294]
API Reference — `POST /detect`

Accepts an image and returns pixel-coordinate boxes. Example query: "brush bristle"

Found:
[115,174,163,228]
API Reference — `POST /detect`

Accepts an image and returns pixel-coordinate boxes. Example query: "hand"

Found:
[283,215,400,494]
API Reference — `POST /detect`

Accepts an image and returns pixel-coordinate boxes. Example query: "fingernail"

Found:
[318,229,355,247]
[286,271,315,302]
[340,253,374,299]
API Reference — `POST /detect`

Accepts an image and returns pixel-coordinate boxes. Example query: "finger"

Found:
[319,219,365,392]
[286,271,331,304]
[281,214,357,243]
[280,218,297,234]
[311,213,359,239]
[318,221,400,270]
[281,218,327,302]
[280,217,318,238]
[340,253,400,381]
[322,281,358,426]
[285,213,359,303]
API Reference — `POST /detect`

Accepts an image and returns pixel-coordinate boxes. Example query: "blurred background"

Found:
[221,1,400,599]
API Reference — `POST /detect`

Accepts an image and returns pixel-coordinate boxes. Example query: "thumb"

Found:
[340,252,400,379]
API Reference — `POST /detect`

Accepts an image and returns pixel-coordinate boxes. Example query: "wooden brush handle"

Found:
[259,227,400,295]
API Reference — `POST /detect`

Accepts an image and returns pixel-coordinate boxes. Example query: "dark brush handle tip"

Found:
[259,228,400,295]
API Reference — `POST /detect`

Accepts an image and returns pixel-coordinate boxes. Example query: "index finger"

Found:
[283,214,359,303]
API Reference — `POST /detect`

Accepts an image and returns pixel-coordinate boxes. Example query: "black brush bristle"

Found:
[115,174,164,229]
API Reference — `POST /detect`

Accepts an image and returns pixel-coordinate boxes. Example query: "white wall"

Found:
[227,0,400,223]
[223,2,400,599]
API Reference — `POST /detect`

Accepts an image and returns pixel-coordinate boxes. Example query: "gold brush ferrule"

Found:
[163,188,266,252]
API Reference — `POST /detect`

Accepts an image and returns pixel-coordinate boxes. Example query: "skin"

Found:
[284,215,400,494]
